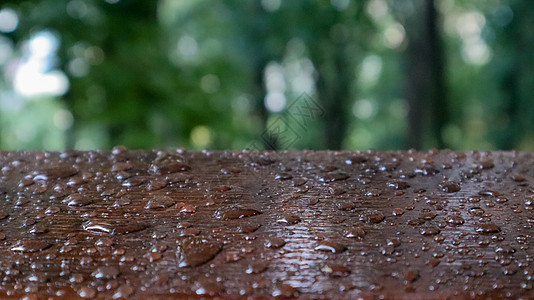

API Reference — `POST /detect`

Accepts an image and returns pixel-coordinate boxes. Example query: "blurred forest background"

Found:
[0,0,533,151]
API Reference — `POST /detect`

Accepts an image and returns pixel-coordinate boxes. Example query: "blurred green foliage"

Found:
[0,0,532,151]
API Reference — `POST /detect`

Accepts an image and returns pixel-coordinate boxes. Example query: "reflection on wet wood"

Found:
[0,148,533,299]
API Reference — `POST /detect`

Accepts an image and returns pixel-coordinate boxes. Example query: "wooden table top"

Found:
[0,148,533,299]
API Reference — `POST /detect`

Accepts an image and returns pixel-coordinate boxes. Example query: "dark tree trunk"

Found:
[498,69,520,150]
[314,46,351,150]
[253,59,277,150]
[64,90,77,150]
[246,1,278,150]
[494,1,534,150]
[404,0,446,149]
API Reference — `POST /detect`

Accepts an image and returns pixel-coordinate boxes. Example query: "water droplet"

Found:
[215,208,262,220]
[111,145,128,155]
[387,237,401,247]
[345,155,367,164]
[121,176,146,187]
[144,252,162,262]
[308,198,319,205]
[95,238,113,247]
[291,178,307,187]
[112,285,134,299]
[29,225,47,234]
[111,162,133,172]
[414,166,439,176]
[336,201,355,211]
[360,210,385,223]
[320,172,350,182]
[339,281,354,292]
[476,223,501,234]
[329,187,346,195]
[65,194,92,206]
[512,173,525,182]
[179,228,200,237]
[274,172,292,180]
[446,216,465,225]
[420,211,437,220]
[180,204,197,213]
[149,162,191,174]
[469,206,485,216]
[210,185,231,192]
[225,250,244,262]
[83,221,148,235]
[34,183,48,194]
[115,171,132,182]
[265,237,286,249]
[113,197,131,207]
[144,196,175,209]
[147,179,167,191]
[387,180,410,190]
[420,226,441,236]
[246,261,268,274]
[195,280,223,296]
[392,208,405,216]
[91,266,119,279]
[36,166,78,179]
[44,206,60,215]
[272,283,299,297]
[149,243,168,253]
[407,218,425,226]
[178,238,221,267]
[77,287,96,298]
[177,222,192,229]
[20,177,34,187]
[23,218,36,227]
[10,240,51,252]
[276,214,301,225]
[315,240,346,253]
[321,264,350,277]
[343,227,365,239]
[365,188,382,197]
[478,159,494,169]
[220,168,241,175]
[479,190,500,197]
[427,258,440,267]
[439,181,461,193]
[70,274,84,283]
[237,223,261,233]
[496,196,508,203]
[495,246,515,254]
[403,269,419,283]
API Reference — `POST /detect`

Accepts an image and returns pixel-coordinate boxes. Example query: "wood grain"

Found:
[0,149,533,299]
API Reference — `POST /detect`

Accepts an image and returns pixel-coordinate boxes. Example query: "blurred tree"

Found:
[159,0,288,149]
[3,0,253,149]
[228,0,286,149]
[165,0,374,150]
[391,0,447,149]
[1,0,533,151]
[294,1,373,149]
[487,1,534,149]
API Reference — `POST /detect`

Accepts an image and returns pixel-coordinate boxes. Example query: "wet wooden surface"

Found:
[0,148,533,299]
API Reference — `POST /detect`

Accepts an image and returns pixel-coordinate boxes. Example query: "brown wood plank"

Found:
[0,149,533,299]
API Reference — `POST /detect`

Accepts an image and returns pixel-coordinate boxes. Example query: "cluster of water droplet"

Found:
[0,148,532,298]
